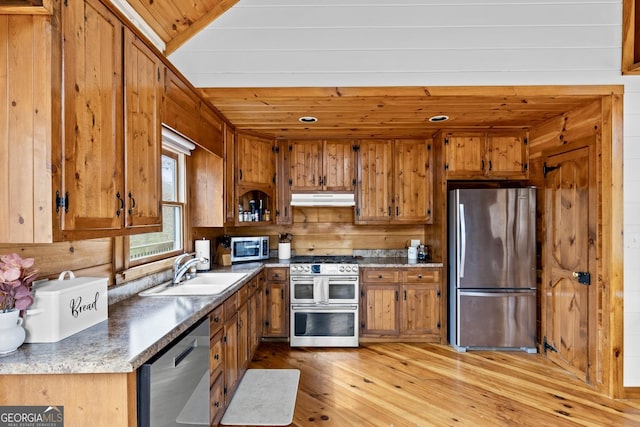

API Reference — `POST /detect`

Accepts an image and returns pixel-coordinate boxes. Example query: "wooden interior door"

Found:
[544,146,595,382]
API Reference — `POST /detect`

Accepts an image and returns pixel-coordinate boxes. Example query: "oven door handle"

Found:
[292,304,358,311]
[291,276,358,282]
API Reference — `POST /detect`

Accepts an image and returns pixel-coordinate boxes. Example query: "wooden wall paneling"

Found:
[599,94,625,398]
[0,238,114,284]
[0,15,52,244]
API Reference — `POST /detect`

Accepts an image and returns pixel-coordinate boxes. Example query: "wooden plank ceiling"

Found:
[123,0,238,55]
[199,86,606,140]
[117,1,610,140]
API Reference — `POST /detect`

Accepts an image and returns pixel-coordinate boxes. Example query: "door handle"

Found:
[572,271,591,285]
[459,204,466,278]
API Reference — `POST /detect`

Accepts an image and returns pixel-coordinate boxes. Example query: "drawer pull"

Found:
[214,353,220,360]
[378,274,383,279]
[418,274,423,279]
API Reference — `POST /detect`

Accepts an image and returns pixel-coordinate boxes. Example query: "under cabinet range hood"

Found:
[290,193,356,207]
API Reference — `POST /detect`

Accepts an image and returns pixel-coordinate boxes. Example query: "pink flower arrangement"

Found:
[0,253,39,313]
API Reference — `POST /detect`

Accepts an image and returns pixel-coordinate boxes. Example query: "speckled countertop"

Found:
[0,257,442,376]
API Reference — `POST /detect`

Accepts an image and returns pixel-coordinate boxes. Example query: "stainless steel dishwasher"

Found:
[137,317,210,427]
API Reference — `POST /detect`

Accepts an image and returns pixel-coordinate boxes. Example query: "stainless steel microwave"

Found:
[230,236,269,263]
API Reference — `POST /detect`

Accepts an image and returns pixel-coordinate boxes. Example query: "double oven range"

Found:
[289,256,360,347]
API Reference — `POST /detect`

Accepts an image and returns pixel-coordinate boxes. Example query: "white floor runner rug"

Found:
[221,369,300,426]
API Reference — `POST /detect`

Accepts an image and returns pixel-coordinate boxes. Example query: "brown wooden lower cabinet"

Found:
[263,267,290,338]
[360,267,442,342]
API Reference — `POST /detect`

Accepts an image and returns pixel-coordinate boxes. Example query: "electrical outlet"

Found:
[629,233,640,249]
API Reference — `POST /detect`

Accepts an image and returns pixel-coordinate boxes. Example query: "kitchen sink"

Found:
[139,272,247,296]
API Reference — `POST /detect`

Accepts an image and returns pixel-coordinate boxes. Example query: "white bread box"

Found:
[24,271,108,343]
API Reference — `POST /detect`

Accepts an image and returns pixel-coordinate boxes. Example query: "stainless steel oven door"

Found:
[290,276,358,305]
[290,304,359,347]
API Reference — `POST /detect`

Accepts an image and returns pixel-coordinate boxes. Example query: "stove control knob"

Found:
[352,265,358,272]
[304,265,310,272]
[339,266,345,272]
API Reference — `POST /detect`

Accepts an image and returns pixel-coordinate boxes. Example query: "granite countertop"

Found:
[0,256,442,376]
[0,262,264,375]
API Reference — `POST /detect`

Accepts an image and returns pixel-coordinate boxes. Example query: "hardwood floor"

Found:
[245,342,640,427]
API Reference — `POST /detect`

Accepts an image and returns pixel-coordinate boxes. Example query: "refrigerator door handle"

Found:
[459,203,466,278]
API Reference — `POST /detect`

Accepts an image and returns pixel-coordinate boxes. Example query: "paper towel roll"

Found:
[194,239,211,271]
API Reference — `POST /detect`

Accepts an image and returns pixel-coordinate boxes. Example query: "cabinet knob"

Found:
[214,353,220,360]
[214,401,220,408]
[378,274,383,279]
[418,274,423,279]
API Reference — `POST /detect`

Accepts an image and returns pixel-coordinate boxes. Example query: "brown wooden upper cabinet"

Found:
[442,130,529,180]
[288,140,357,192]
[356,139,433,224]
[235,132,277,225]
[58,0,162,240]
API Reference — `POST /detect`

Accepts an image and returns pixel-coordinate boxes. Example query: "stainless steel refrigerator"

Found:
[448,187,537,353]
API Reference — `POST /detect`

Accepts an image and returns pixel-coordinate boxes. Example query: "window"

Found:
[129,151,186,263]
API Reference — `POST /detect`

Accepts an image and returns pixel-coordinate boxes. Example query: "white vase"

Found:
[278,242,291,260]
[0,310,26,354]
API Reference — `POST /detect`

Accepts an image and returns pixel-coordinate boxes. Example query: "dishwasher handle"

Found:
[174,339,197,367]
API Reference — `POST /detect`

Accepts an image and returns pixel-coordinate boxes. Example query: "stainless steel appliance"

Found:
[230,236,269,263]
[138,318,210,426]
[448,187,537,353]
[289,256,359,347]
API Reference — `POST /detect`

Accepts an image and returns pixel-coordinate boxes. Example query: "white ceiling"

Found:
[168,0,622,88]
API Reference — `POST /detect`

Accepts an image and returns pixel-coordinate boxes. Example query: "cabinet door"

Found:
[237,132,275,187]
[485,132,528,179]
[361,284,399,336]
[401,284,440,336]
[210,372,224,426]
[394,139,432,224]
[61,0,123,234]
[199,103,224,157]
[263,281,289,338]
[276,140,292,224]
[444,132,485,178]
[356,140,393,224]
[249,275,264,354]
[224,124,236,224]
[163,68,200,143]
[224,312,239,403]
[323,140,356,191]
[190,148,223,227]
[289,140,323,191]
[123,30,162,230]
[238,301,250,370]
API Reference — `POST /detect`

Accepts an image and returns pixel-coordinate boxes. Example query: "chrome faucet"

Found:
[173,254,208,285]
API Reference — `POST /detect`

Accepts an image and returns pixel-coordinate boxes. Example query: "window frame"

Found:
[125,149,186,267]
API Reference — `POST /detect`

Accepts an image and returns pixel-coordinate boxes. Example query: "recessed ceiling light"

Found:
[298,116,318,123]
[428,115,449,123]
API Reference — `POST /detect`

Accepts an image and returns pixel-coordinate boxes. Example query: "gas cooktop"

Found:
[290,255,358,264]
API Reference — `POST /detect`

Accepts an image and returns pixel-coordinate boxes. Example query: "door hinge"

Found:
[288,178,292,186]
[436,290,441,298]
[272,174,277,184]
[444,137,449,145]
[543,336,558,353]
[360,290,365,297]
[444,163,449,171]
[288,144,293,152]
[157,68,161,82]
[223,335,227,343]
[352,144,360,152]
[427,144,431,151]
[437,322,441,329]
[543,162,559,178]
[573,271,591,286]
[55,191,69,214]
[275,209,280,217]
[355,207,360,216]
[265,320,270,327]
[352,178,357,186]
[524,163,529,172]
[272,145,280,153]
[265,288,270,296]
[360,322,365,329]
[524,137,528,145]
